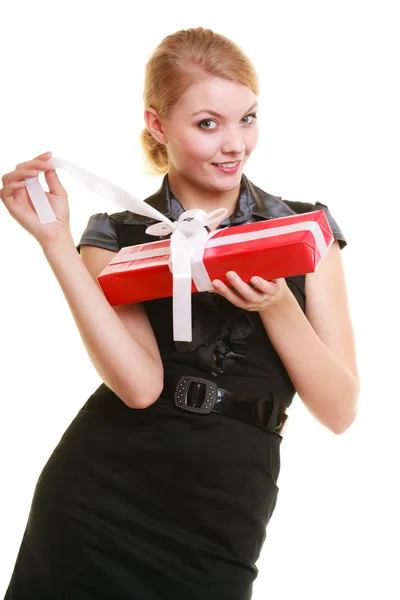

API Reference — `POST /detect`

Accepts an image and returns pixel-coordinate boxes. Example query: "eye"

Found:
[241,113,258,125]
[198,119,218,130]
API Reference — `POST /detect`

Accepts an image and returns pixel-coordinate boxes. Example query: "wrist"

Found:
[40,231,76,257]
[258,288,297,321]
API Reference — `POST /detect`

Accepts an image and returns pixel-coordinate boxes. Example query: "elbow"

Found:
[333,408,358,435]
[332,382,360,435]
[124,377,164,410]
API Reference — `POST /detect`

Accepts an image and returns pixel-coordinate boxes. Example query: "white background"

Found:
[0,1,399,598]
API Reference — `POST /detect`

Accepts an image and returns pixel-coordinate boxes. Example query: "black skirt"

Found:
[4,386,282,600]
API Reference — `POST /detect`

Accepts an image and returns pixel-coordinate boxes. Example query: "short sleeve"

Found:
[311,201,347,250]
[76,213,120,254]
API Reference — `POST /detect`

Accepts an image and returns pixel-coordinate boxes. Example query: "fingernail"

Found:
[227,271,236,279]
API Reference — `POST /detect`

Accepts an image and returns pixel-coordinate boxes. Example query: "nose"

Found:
[221,127,246,156]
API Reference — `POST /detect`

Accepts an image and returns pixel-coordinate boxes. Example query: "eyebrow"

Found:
[191,103,258,119]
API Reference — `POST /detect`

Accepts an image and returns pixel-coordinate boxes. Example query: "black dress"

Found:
[4,175,347,600]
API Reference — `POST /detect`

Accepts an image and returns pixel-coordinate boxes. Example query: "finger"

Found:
[3,162,54,186]
[2,169,40,185]
[226,271,266,302]
[250,276,280,295]
[0,181,26,206]
[34,151,52,160]
[15,159,54,172]
[44,168,66,197]
[212,279,247,307]
[2,152,51,183]
[5,181,27,193]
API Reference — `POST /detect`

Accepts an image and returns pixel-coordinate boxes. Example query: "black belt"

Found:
[162,374,288,436]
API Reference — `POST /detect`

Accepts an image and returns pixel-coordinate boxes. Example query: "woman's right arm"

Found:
[42,236,164,409]
[1,151,163,408]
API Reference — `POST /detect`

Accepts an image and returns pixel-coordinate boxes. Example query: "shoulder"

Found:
[76,178,173,254]
[285,199,347,250]
[76,208,157,254]
[244,176,347,250]
[76,212,119,254]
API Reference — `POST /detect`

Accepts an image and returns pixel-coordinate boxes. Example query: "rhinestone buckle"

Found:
[173,376,218,414]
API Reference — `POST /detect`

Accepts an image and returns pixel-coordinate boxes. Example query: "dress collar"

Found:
[120,173,298,226]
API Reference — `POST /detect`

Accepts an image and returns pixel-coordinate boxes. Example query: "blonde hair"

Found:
[140,27,259,175]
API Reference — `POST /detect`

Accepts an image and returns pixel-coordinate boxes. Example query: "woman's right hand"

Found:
[0,151,72,247]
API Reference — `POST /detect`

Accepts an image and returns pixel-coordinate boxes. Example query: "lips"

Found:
[212,160,242,174]
[212,161,240,168]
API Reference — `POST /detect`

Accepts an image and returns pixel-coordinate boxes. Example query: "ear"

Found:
[144,107,168,145]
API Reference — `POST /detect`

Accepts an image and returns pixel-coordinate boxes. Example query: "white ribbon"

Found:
[113,220,328,267]
[25,157,227,342]
[146,209,226,341]
[25,157,170,225]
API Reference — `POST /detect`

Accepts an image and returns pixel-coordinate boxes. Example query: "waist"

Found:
[162,374,288,437]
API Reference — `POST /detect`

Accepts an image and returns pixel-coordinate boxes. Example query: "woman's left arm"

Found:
[212,241,360,434]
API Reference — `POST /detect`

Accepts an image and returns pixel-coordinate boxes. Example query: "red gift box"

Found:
[98,209,333,306]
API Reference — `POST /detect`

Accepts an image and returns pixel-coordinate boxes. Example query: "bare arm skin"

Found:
[211,240,359,434]
[0,152,163,409]
[42,236,164,409]
[259,241,360,434]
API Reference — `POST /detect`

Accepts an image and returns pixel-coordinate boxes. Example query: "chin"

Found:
[210,172,243,191]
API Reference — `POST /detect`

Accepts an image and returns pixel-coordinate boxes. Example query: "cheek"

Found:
[245,127,259,153]
[174,131,219,162]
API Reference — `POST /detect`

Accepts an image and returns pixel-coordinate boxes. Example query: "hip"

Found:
[31,388,282,581]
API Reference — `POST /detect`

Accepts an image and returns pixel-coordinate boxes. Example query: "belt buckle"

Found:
[174,376,218,414]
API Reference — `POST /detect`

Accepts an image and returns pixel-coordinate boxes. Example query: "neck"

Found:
[167,170,242,229]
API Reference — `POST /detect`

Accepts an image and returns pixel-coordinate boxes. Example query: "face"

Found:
[149,76,259,193]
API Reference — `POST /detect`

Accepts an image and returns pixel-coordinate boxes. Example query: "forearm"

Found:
[41,234,163,408]
[259,293,359,434]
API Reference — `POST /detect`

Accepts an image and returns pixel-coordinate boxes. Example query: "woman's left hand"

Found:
[211,271,292,312]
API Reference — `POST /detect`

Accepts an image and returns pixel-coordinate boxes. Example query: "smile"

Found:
[212,160,242,174]
[213,161,240,168]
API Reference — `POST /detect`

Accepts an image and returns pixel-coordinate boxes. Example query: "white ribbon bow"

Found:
[25,156,227,342]
[146,208,227,341]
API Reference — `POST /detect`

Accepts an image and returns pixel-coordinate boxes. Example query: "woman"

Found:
[1,27,359,600]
